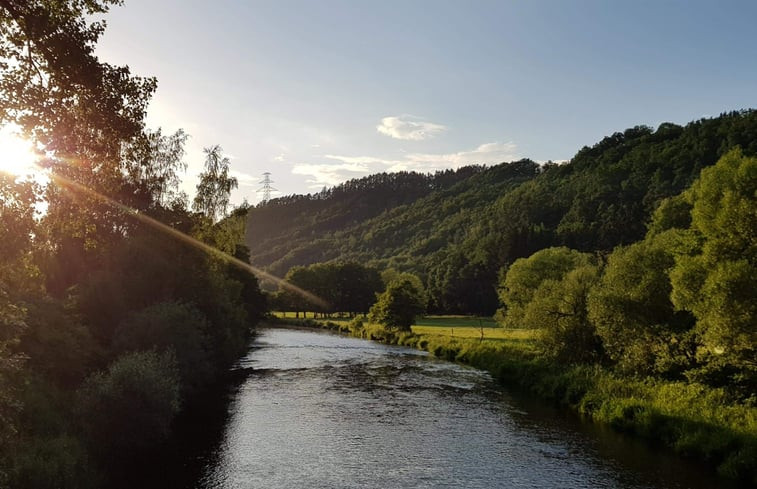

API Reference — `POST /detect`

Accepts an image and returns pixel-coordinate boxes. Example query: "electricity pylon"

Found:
[257,172,277,202]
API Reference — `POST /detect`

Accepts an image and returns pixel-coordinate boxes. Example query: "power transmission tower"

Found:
[257,172,277,202]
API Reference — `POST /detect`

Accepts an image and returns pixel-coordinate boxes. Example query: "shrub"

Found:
[76,351,180,461]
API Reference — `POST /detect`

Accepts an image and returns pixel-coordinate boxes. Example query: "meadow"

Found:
[273,312,535,345]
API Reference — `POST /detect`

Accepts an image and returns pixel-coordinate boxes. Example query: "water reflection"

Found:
[197,328,735,489]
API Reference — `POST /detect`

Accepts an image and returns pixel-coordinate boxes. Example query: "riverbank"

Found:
[264,317,757,485]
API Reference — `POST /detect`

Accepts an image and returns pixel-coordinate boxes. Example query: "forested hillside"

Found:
[247,110,757,314]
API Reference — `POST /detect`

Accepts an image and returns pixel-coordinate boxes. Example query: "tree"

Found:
[588,232,696,376]
[670,149,756,392]
[331,263,382,316]
[113,301,213,398]
[121,128,189,209]
[279,266,320,316]
[193,145,238,222]
[1,0,158,251]
[0,174,40,451]
[369,277,425,331]
[529,265,604,364]
[497,247,592,328]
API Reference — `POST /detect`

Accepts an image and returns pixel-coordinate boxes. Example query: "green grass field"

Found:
[272,312,537,345]
[410,325,536,343]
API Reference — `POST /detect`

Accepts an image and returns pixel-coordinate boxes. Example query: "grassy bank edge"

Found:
[263,317,757,485]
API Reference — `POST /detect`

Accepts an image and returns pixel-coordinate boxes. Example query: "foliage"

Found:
[193,145,238,222]
[0,3,267,485]
[670,149,757,395]
[7,435,97,489]
[531,265,604,364]
[246,111,757,315]
[368,277,425,331]
[18,297,94,388]
[76,351,180,459]
[589,232,697,376]
[278,261,382,316]
[497,247,593,329]
[0,175,40,460]
[113,301,214,398]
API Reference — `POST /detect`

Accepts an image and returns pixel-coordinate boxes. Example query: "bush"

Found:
[8,435,98,489]
[114,301,213,397]
[76,351,180,461]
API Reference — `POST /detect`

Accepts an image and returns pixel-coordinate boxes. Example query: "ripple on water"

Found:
[197,328,739,489]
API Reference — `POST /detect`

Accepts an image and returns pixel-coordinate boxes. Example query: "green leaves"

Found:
[498,247,593,329]
[76,350,180,456]
[670,149,757,383]
[588,233,694,376]
[369,277,426,331]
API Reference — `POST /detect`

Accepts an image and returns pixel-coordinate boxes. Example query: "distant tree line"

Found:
[273,262,383,317]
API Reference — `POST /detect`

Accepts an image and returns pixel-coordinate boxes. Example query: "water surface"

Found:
[197,328,733,489]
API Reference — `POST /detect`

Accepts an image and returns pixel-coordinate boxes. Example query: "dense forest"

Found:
[248,110,757,316]
[0,2,264,487]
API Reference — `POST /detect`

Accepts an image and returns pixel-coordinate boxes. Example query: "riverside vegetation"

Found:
[1,1,756,488]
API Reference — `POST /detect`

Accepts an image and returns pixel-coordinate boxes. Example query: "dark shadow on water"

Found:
[111,367,252,489]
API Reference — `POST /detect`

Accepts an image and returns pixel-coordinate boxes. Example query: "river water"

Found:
[192,327,734,489]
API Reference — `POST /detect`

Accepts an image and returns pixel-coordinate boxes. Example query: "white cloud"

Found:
[291,161,372,188]
[229,169,260,187]
[323,154,403,166]
[376,115,446,141]
[293,141,519,189]
[325,141,519,173]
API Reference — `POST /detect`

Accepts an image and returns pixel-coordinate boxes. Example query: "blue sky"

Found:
[96,0,757,204]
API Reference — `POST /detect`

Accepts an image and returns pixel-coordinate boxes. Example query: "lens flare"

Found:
[40,162,329,309]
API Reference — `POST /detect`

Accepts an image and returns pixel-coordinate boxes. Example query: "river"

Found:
[183,327,734,489]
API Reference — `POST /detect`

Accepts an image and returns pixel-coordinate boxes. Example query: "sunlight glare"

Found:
[0,124,39,176]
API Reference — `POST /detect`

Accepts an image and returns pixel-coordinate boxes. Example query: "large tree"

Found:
[670,149,756,391]
[588,232,696,376]
[1,0,158,242]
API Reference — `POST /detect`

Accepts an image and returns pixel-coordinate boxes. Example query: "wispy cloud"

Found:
[376,115,446,141]
[291,161,372,188]
[322,154,402,166]
[293,141,518,189]
[325,141,518,173]
[229,169,260,187]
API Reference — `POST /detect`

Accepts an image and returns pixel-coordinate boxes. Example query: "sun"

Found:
[0,124,40,176]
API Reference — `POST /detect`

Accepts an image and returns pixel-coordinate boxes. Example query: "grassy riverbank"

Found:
[267,315,757,484]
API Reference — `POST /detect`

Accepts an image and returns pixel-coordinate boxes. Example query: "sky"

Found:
[95,0,757,205]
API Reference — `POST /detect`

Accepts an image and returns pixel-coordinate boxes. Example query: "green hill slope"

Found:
[246,110,757,314]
